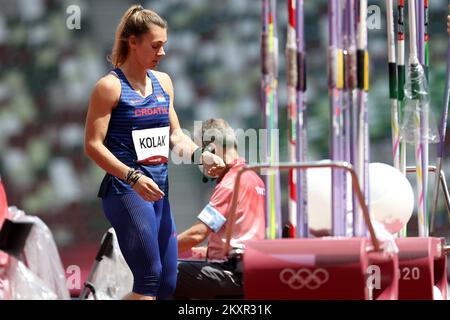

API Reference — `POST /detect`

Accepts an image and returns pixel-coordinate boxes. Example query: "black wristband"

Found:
[125,168,136,184]
[191,147,203,165]
[129,172,142,187]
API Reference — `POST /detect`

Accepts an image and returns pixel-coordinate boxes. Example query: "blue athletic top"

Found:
[98,68,170,198]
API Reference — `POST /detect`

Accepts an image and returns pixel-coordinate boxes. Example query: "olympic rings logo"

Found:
[280,268,330,290]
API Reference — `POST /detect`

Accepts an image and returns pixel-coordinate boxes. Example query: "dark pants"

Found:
[174,259,244,299]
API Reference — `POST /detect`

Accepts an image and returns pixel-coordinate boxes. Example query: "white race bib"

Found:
[132,126,170,164]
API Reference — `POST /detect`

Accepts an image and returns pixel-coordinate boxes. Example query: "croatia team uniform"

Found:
[197,157,266,260]
[98,68,177,298]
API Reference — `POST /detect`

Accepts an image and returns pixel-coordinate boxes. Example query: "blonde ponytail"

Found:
[108,5,167,67]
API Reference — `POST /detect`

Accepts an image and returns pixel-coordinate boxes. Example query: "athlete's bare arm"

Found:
[155,71,225,176]
[154,72,197,153]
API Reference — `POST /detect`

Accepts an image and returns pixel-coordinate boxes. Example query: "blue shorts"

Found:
[102,192,177,298]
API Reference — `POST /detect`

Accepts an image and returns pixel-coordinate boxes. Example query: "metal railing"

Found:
[405,166,450,234]
[223,161,381,255]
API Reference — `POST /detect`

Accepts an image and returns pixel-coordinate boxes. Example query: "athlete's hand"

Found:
[447,14,450,35]
[201,151,225,177]
[132,175,165,202]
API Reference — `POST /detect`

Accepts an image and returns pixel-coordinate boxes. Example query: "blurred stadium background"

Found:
[0,0,449,278]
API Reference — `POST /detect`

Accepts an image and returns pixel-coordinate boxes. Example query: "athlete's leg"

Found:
[102,193,162,299]
[154,198,178,299]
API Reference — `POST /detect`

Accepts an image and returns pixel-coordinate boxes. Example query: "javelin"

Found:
[386,0,400,170]
[430,21,450,232]
[407,0,429,236]
[355,0,369,237]
[397,0,407,236]
[424,0,429,79]
[343,0,357,236]
[295,0,308,238]
[261,0,282,239]
[329,0,346,236]
[286,0,298,237]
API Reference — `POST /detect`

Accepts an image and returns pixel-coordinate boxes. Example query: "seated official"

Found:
[174,119,266,299]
